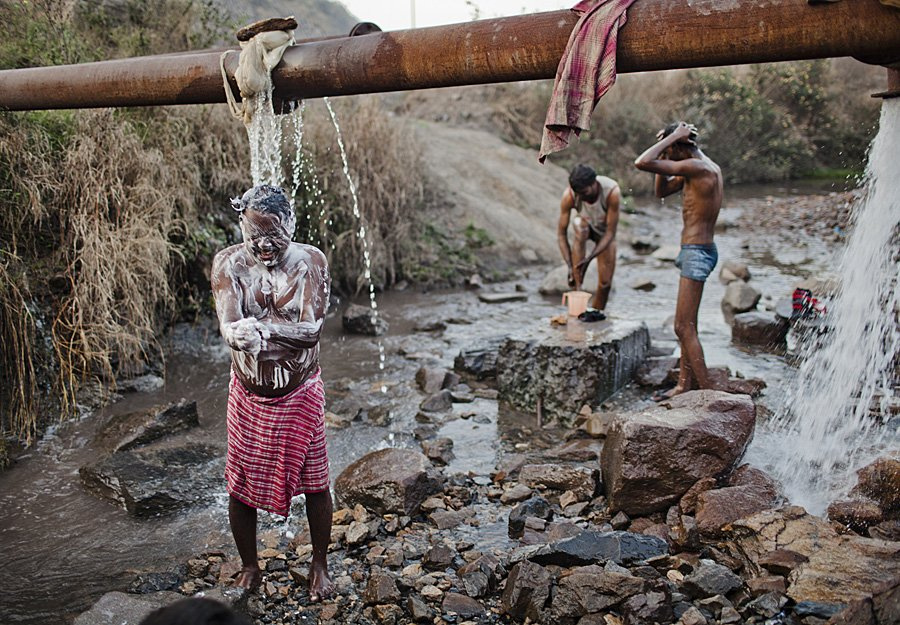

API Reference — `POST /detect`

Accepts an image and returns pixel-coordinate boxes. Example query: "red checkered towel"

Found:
[539,0,638,162]
[226,369,329,516]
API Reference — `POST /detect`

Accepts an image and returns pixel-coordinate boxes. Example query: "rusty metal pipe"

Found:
[0,0,898,111]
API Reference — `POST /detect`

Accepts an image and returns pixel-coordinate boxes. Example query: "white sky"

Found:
[338,1,572,32]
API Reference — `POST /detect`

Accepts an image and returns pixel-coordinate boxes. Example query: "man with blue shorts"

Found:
[635,122,723,401]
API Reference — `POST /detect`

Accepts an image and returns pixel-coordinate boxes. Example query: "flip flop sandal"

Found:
[650,387,676,402]
[577,309,607,322]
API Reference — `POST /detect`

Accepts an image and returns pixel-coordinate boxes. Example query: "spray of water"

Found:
[751,100,900,515]
[324,97,387,372]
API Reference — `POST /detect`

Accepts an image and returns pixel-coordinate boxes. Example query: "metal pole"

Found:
[0,0,898,111]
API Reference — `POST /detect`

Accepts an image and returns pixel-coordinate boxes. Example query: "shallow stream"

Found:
[0,182,858,624]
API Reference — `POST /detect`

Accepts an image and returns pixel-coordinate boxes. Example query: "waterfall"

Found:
[750,99,900,515]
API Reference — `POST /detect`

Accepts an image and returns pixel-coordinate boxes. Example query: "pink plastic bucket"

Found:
[562,290,591,317]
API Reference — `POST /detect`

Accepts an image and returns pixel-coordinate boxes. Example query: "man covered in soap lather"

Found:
[211,184,334,601]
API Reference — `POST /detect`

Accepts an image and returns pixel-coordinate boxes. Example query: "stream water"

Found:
[0,180,864,625]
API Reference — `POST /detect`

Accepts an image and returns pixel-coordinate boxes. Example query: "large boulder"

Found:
[550,564,646,619]
[696,485,778,536]
[497,319,649,426]
[851,456,900,513]
[725,506,900,605]
[334,448,444,516]
[79,443,224,517]
[501,560,551,621]
[600,390,756,515]
[95,401,200,453]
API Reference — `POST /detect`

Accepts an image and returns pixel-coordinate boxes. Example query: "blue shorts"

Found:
[675,243,718,282]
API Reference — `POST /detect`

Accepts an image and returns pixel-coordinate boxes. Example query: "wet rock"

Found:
[500,483,533,504]
[116,374,165,394]
[96,400,200,453]
[373,604,403,624]
[364,571,400,605]
[630,237,659,255]
[652,245,680,262]
[501,560,551,621]
[421,437,455,465]
[794,600,846,620]
[128,568,186,594]
[621,587,674,625]
[478,291,528,303]
[695,485,778,536]
[442,592,485,618]
[73,591,184,625]
[79,443,223,517]
[827,499,884,533]
[430,507,474,530]
[747,575,787,596]
[420,389,453,413]
[825,577,899,625]
[518,463,598,500]
[719,261,751,284]
[457,554,504,598]
[407,595,433,622]
[731,311,788,349]
[423,543,456,570]
[508,495,553,539]
[721,281,761,317]
[757,548,809,577]
[415,367,454,394]
[630,277,656,292]
[726,507,900,604]
[335,448,444,516]
[454,339,503,380]
[527,530,668,567]
[635,356,679,388]
[745,591,789,618]
[601,391,756,515]
[851,456,900,513]
[342,303,388,336]
[551,564,646,618]
[869,519,900,541]
[682,560,744,598]
[497,319,650,426]
[680,478,717,515]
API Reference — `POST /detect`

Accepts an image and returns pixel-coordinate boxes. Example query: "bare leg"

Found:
[671,276,711,394]
[228,495,262,590]
[571,220,589,289]
[592,240,616,311]
[305,491,334,602]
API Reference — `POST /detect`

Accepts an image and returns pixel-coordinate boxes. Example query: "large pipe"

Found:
[0,0,898,111]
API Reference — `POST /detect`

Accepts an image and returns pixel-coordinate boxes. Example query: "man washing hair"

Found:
[211,185,334,601]
[635,122,723,400]
[557,164,622,322]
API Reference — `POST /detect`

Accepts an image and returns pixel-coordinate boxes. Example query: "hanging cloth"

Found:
[220,29,295,125]
[539,0,638,163]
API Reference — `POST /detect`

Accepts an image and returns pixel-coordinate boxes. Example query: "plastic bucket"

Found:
[562,290,591,317]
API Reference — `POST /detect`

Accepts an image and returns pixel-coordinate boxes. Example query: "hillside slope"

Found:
[412,120,565,265]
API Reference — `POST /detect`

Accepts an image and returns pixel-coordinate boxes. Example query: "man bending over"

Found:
[558,164,621,322]
[211,185,334,601]
[635,122,723,400]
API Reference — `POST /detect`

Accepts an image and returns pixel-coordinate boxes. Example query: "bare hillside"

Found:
[412,120,565,264]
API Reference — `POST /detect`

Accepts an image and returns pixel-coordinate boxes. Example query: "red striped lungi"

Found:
[226,369,329,516]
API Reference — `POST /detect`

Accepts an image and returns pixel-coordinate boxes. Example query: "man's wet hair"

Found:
[661,122,699,145]
[231,184,292,219]
[138,597,252,625]
[569,164,596,192]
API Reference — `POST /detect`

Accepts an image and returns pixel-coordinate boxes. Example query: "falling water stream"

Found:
[747,99,900,514]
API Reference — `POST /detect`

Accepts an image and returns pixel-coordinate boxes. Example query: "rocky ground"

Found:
[77,363,900,625]
[734,190,858,243]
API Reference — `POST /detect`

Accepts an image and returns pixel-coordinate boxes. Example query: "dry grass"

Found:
[295,95,428,291]
[0,256,38,444]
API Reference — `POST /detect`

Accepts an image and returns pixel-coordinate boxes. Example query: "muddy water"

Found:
[0,182,845,624]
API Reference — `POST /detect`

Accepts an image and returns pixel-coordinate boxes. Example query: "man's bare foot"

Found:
[234,565,262,591]
[308,560,334,603]
[651,385,684,402]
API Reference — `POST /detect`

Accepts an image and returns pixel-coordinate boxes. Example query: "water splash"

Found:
[749,100,900,515]
[286,102,331,249]
[246,92,284,187]
[324,97,386,372]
